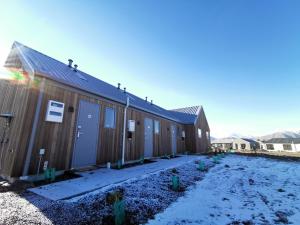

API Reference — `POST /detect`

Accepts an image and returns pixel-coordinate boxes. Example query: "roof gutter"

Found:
[121,97,130,165]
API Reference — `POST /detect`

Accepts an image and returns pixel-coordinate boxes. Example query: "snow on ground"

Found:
[0,156,214,225]
[147,155,300,225]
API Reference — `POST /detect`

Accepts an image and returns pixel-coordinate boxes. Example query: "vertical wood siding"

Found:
[1,75,209,177]
[0,78,36,177]
[21,78,186,176]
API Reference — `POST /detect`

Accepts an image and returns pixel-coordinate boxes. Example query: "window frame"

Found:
[104,107,116,128]
[197,128,202,138]
[206,131,210,140]
[154,120,160,134]
[283,144,292,151]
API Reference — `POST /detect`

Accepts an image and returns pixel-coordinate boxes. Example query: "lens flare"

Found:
[0,67,42,90]
[0,67,30,85]
[0,68,14,80]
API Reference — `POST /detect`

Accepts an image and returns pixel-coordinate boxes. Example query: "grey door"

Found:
[171,125,177,155]
[144,118,153,158]
[72,100,100,168]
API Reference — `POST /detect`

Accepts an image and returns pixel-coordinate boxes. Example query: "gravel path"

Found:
[0,156,214,225]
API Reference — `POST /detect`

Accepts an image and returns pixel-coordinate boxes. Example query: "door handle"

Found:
[77,131,84,138]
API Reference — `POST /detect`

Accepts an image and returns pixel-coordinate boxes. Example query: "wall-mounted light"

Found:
[68,106,74,113]
[0,113,13,127]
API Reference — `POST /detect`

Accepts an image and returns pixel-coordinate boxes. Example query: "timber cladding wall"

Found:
[7,76,186,176]
[195,109,210,153]
[0,74,208,178]
[183,109,210,154]
[0,78,39,177]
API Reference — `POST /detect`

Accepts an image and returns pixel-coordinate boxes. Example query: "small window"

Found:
[241,144,246,150]
[266,144,274,150]
[104,107,115,128]
[198,128,202,138]
[154,120,160,134]
[225,143,232,149]
[206,131,209,140]
[283,144,292,151]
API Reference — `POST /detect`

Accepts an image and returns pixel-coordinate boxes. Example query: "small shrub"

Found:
[171,168,178,174]
[106,189,124,205]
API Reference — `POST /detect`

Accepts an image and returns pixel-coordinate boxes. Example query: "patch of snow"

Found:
[147,155,300,225]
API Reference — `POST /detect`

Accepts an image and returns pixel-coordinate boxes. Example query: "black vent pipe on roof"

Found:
[117,83,121,89]
[68,59,73,67]
[73,64,78,72]
[123,87,126,93]
[145,97,148,102]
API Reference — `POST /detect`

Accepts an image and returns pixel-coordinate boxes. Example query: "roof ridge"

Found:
[8,41,200,124]
[13,41,74,69]
[170,105,202,116]
[12,42,164,106]
[171,105,201,110]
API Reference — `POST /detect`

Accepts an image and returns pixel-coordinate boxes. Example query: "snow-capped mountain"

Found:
[225,133,256,139]
[214,130,300,141]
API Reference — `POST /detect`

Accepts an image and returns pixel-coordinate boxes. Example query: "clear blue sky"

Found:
[0,0,299,137]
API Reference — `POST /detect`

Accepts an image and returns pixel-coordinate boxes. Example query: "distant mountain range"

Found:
[257,131,300,141]
[212,130,300,142]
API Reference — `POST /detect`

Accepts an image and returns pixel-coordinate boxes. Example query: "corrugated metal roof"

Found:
[241,138,258,144]
[168,106,201,124]
[263,138,300,144]
[4,41,199,124]
[171,106,201,115]
[211,138,235,144]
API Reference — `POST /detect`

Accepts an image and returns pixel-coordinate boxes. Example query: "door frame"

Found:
[171,124,177,155]
[144,117,154,158]
[71,100,100,169]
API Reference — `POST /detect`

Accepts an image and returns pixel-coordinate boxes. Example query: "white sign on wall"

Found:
[45,100,65,123]
[128,120,135,132]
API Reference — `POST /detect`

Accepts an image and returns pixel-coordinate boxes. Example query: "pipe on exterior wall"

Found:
[22,78,45,177]
[121,97,130,165]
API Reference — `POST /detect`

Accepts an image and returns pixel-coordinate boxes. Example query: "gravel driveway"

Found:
[0,156,214,225]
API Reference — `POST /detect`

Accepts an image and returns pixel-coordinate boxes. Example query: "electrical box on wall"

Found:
[45,100,65,123]
[128,120,135,132]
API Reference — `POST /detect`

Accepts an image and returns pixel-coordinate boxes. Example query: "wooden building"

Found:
[0,42,211,180]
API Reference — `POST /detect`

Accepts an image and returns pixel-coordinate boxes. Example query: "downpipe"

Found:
[121,97,130,165]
